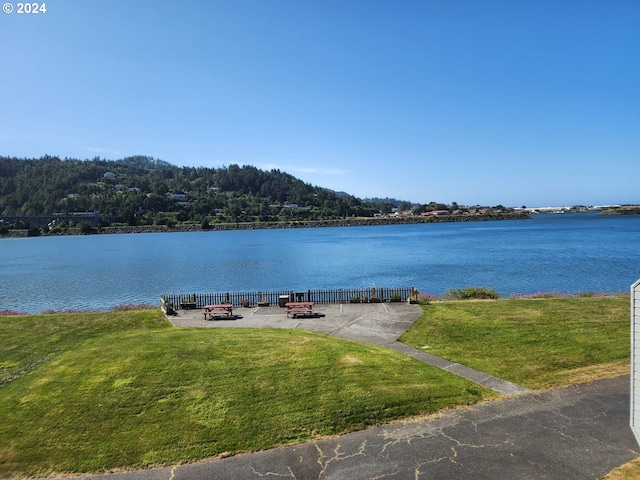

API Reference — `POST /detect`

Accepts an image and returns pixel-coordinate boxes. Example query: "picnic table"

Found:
[203,304,234,320]
[285,301,314,318]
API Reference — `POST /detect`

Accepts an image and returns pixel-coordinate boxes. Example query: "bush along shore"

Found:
[1,212,530,237]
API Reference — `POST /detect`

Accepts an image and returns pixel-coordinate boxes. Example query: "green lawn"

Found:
[0,309,490,478]
[400,295,630,389]
[1,296,632,478]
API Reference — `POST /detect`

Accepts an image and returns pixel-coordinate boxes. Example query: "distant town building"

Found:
[421,210,450,217]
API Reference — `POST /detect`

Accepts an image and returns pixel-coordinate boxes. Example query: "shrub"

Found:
[444,286,500,300]
[42,309,89,314]
[109,303,154,311]
[78,223,95,235]
[417,292,438,304]
[509,292,574,299]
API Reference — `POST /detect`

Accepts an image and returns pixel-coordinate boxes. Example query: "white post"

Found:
[631,279,640,446]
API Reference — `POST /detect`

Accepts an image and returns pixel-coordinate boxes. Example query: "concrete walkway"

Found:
[168,303,527,395]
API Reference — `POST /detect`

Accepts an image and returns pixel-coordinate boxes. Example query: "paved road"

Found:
[66,375,638,480]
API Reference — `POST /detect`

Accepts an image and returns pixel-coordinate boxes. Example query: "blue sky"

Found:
[1,0,638,207]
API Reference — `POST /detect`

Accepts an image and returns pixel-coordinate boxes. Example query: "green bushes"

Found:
[444,286,500,300]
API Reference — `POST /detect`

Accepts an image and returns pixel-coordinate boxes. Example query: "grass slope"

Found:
[0,309,489,478]
[400,295,630,389]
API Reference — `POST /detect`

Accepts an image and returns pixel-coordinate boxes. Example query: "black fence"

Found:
[161,287,416,310]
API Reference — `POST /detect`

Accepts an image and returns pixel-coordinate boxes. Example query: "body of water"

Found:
[2,212,640,313]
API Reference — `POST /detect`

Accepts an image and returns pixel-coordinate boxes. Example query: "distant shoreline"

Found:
[1,212,530,237]
[600,206,640,216]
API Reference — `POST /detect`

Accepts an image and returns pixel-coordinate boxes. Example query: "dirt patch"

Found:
[341,355,364,364]
[599,458,640,479]
[547,362,629,388]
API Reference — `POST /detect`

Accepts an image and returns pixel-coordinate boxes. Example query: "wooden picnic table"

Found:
[285,301,314,318]
[203,304,234,320]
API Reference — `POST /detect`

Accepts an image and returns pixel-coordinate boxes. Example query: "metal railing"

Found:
[161,287,416,309]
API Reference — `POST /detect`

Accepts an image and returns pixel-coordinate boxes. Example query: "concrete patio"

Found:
[166,302,421,346]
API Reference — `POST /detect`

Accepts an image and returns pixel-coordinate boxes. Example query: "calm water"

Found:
[2,213,640,313]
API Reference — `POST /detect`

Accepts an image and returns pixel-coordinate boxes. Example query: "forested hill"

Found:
[0,155,381,226]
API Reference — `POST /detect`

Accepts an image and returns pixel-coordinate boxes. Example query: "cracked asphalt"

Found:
[34,304,640,479]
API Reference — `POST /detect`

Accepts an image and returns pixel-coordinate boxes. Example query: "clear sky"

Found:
[1,1,638,207]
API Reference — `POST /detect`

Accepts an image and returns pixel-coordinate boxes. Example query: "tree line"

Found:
[1,155,521,235]
[0,155,386,229]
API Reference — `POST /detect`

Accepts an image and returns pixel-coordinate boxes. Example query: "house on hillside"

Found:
[168,193,188,200]
[469,208,490,215]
